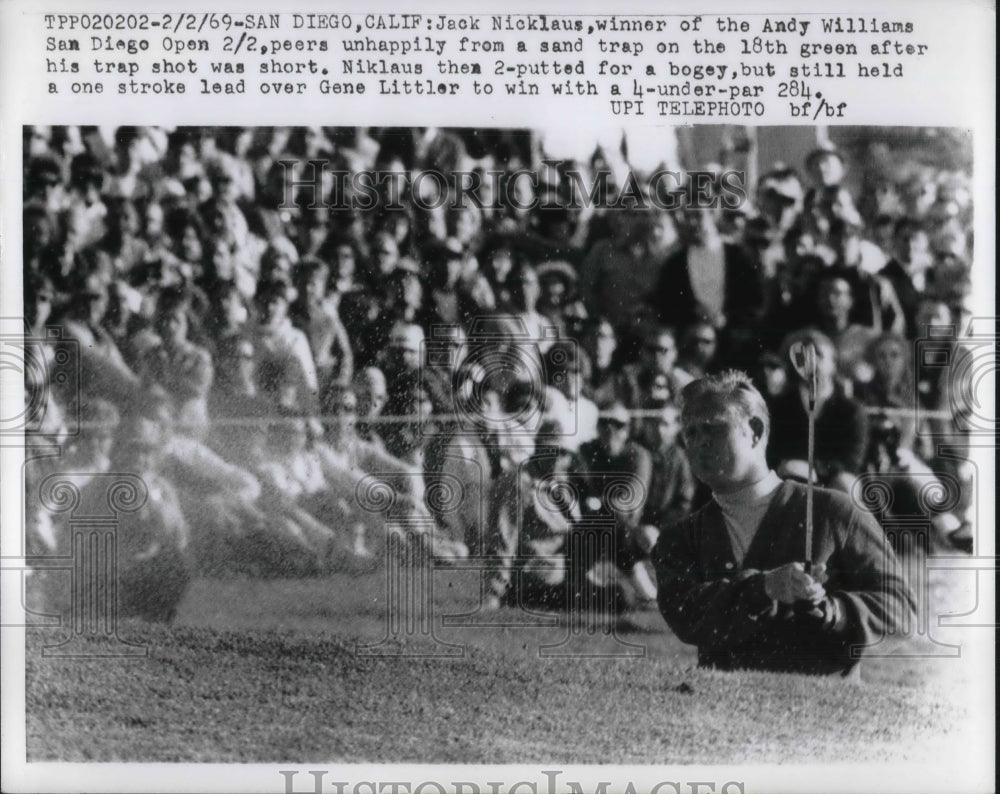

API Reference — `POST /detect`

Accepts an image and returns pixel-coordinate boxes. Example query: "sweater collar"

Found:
[713,470,782,514]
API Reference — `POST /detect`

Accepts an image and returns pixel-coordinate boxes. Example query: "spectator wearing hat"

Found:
[57,271,141,414]
[536,260,587,339]
[636,400,696,533]
[251,275,319,414]
[569,400,658,608]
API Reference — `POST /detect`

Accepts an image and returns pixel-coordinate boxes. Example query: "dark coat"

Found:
[767,388,869,478]
[652,480,915,676]
[647,244,765,331]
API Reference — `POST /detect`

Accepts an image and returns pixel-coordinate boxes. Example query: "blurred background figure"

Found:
[21,124,977,614]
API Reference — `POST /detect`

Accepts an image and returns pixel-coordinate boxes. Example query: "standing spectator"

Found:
[647,208,765,356]
[879,218,934,338]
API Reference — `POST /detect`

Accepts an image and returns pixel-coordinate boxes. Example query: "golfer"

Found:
[652,371,915,677]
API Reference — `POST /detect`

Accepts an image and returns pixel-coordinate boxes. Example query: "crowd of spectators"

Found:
[22,125,977,617]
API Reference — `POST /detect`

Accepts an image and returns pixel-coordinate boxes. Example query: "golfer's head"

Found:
[680,371,770,492]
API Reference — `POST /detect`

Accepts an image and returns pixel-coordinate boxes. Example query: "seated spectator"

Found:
[56,271,141,415]
[77,412,192,622]
[536,260,587,339]
[250,416,361,572]
[824,218,904,332]
[353,366,389,447]
[543,340,598,453]
[508,262,556,353]
[615,326,693,409]
[676,321,720,381]
[485,422,576,610]
[855,332,921,447]
[635,401,696,532]
[290,256,354,393]
[251,275,319,414]
[580,316,619,404]
[569,401,656,608]
[140,285,214,431]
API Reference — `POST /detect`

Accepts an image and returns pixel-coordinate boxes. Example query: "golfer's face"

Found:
[681,400,755,489]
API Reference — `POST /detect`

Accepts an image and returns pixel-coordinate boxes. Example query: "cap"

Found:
[536,260,577,286]
[255,275,296,304]
[597,402,631,427]
[27,155,63,187]
[761,174,803,203]
[805,144,845,170]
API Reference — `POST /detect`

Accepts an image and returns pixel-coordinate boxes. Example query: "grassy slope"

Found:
[24,568,973,763]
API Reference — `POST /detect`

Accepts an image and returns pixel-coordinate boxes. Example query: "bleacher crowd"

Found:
[22,125,976,619]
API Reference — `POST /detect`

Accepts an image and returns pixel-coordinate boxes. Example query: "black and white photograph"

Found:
[13,121,987,757]
[1,3,995,794]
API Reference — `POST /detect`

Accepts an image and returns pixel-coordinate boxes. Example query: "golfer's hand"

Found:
[763,562,826,605]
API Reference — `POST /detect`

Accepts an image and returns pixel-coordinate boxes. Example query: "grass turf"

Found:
[24,567,974,763]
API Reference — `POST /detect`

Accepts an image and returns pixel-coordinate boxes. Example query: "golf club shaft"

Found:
[806,404,815,565]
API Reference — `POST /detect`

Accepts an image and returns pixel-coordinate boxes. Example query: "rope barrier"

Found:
[56,403,961,432]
